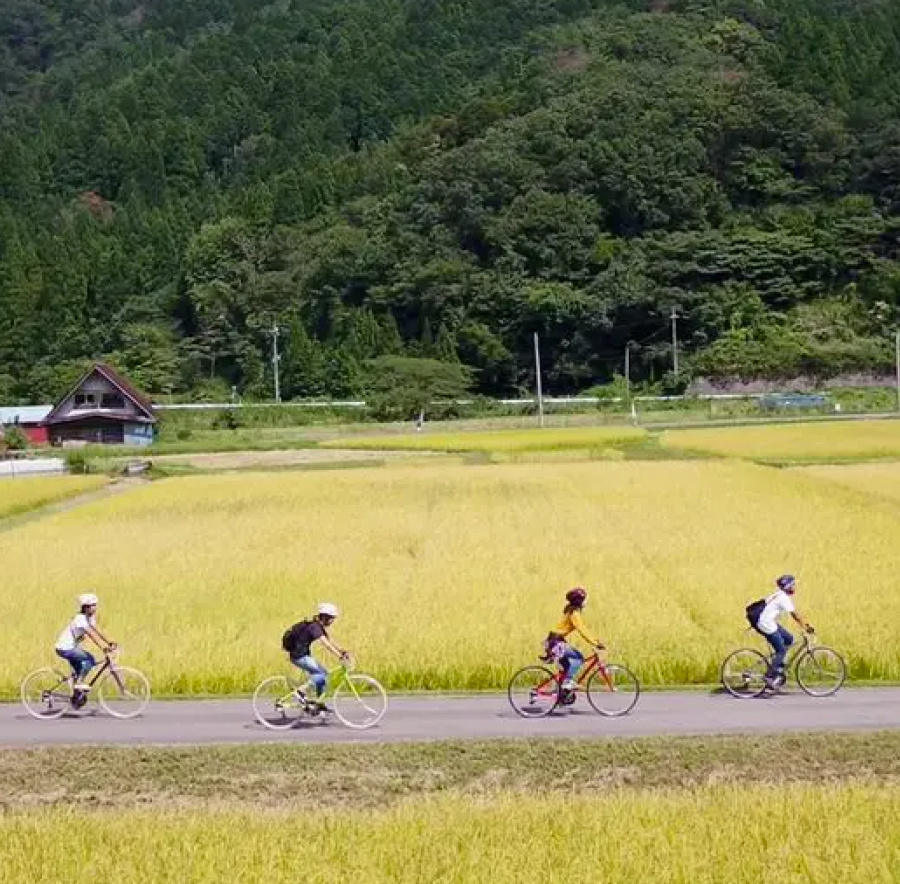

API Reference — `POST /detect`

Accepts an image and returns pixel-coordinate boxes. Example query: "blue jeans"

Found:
[56,648,96,681]
[559,648,584,681]
[292,655,328,696]
[761,626,794,676]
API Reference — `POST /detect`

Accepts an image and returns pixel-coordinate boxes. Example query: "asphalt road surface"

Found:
[1,688,899,747]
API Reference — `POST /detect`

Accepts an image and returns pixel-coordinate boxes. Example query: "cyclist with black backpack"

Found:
[745,575,814,688]
[281,602,349,710]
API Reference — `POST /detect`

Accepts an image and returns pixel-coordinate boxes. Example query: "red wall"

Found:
[24,425,49,446]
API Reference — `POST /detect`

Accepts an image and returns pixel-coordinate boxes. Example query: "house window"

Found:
[73,393,97,409]
[101,393,125,410]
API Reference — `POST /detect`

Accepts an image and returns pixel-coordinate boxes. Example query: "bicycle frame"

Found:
[531,652,615,700]
[276,662,356,711]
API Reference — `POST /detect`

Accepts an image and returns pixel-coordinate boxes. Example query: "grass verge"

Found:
[4,731,900,812]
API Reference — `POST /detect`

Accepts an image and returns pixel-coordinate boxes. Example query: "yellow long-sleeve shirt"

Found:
[550,610,599,647]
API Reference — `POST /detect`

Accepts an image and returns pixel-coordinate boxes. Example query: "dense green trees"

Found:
[2,0,900,401]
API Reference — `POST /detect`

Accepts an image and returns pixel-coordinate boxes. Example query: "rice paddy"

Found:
[797,462,900,504]
[0,475,107,520]
[321,425,645,452]
[661,419,900,462]
[3,785,899,884]
[2,459,899,697]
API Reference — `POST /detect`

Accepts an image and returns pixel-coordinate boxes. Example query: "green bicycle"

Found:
[252,659,388,731]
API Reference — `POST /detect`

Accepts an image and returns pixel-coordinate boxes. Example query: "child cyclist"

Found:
[281,602,350,710]
[543,587,606,692]
[54,593,117,707]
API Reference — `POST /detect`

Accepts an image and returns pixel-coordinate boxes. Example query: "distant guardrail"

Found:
[152,393,781,411]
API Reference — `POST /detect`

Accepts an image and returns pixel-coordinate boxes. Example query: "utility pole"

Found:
[624,341,633,402]
[533,332,545,428]
[271,321,282,404]
[670,306,679,376]
[895,329,900,413]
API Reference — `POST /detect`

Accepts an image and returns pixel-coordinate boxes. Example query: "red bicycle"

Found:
[507,650,640,718]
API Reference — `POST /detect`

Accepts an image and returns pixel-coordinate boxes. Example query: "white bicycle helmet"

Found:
[79,593,99,607]
[317,601,339,618]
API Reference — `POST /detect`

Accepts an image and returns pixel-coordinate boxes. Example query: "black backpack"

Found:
[281,620,310,654]
[745,598,767,627]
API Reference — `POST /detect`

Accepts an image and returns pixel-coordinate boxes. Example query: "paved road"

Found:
[1,688,899,747]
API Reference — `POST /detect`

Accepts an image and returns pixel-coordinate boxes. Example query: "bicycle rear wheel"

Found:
[795,647,846,697]
[332,674,388,730]
[720,648,768,699]
[98,667,151,719]
[20,667,71,720]
[586,664,640,717]
[252,675,307,730]
[507,665,560,718]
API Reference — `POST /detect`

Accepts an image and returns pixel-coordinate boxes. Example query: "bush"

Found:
[1,425,29,451]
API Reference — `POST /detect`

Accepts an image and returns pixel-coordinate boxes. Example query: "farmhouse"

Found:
[0,405,52,446]
[43,363,157,446]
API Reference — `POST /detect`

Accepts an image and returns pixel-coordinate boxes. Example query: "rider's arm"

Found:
[791,610,813,632]
[319,636,348,659]
[85,626,114,651]
[570,611,603,648]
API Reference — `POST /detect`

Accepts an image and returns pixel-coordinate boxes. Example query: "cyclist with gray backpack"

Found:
[281,602,349,710]
[745,575,815,688]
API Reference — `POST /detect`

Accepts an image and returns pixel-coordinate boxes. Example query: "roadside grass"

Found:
[3,732,900,812]
[0,475,107,520]
[4,780,900,884]
[660,419,900,463]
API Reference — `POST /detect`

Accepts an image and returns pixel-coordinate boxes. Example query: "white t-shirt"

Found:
[55,614,96,651]
[757,590,795,635]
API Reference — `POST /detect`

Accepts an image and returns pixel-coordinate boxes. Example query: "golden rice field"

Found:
[798,462,900,504]
[0,475,107,519]
[3,786,899,884]
[322,425,645,452]
[2,459,900,696]
[662,419,900,462]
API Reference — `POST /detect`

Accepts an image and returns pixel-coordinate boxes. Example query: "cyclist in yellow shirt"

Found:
[542,587,605,691]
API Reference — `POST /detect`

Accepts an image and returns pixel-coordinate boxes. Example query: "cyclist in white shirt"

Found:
[55,593,115,704]
[754,575,814,687]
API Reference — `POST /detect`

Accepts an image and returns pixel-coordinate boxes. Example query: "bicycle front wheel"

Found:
[795,647,847,697]
[721,648,768,699]
[253,675,307,730]
[332,674,388,730]
[98,667,151,719]
[507,665,560,718]
[20,667,70,720]
[586,664,640,717]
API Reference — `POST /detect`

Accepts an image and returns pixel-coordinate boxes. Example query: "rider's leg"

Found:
[763,629,787,680]
[293,655,328,697]
[561,649,584,690]
[56,648,96,689]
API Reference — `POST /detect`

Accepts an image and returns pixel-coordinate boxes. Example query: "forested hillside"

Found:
[2,0,900,401]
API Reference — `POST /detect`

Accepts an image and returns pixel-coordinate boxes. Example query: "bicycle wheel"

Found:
[253,675,307,730]
[98,667,151,719]
[585,663,640,717]
[507,665,560,718]
[20,667,71,720]
[720,648,768,699]
[332,674,388,730]
[795,647,847,697]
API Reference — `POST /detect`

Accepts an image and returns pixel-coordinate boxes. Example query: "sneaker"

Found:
[561,679,577,691]
[312,701,331,714]
[73,683,91,692]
